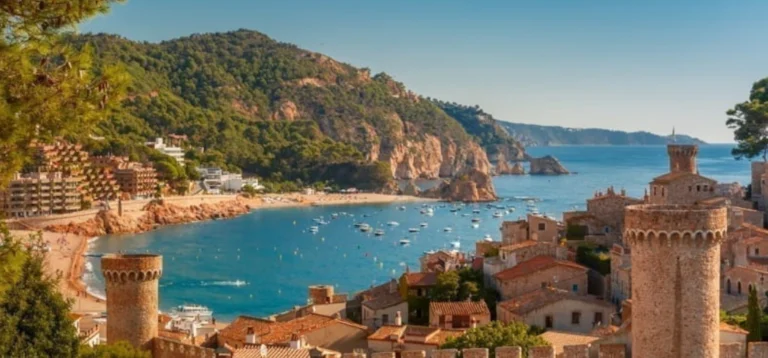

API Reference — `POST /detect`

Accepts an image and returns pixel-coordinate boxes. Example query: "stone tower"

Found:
[667,144,698,174]
[101,254,163,349]
[308,284,334,304]
[624,204,727,358]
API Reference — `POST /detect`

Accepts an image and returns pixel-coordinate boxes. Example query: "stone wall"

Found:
[152,337,215,358]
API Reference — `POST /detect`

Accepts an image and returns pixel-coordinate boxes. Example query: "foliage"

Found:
[241,184,258,197]
[576,244,611,276]
[484,246,499,258]
[432,100,524,157]
[0,1,127,186]
[440,321,548,357]
[566,224,587,240]
[748,285,763,342]
[431,271,461,301]
[727,78,768,161]
[79,341,150,358]
[0,228,79,357]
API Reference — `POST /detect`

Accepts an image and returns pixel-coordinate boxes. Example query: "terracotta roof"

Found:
[735,223,768,236]
[725,265,768,277]
[367,325,405,341]
[221,314,367,346]
[738,236,768,246]
[69,313,83,322]
[360,280,405,310]
[720,322,748,335]
[233,345,340,358]
[362,292,405,311]
[430,301,490,317]
[494,255,587,281]
[497,288,613,316]
[428,329,464,346]
[499,240,539,253]
[539,330,601,355]
[158,329,189,342]
[367,325,463,346]
[651,171,716,184]
[219,315,276,345]
[403,272,438,287]
[158,313,173,327]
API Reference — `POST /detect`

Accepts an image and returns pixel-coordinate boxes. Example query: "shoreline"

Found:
[11,192,429,314]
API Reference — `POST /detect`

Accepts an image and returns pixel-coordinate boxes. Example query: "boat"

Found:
[471,217,481,223]
[309,226,319,233]
[472,209,481,214]
[424,207,434,216]
[387,221,400,227]
[408,228,420,233]
[471,223,480,228]
[483,234,493,241]
[399,239,411,246]
[318,220,329,225]
[443,227,453,232]
[461,213,470,217]
[398,206,406,211]
[172,304,213,320]
[420,222,428,228]
[359,224,372,232]
[450,241,461,249]
[449,207,461,213]
[492,211,504,218]
[353,223,363,228]
[331,213,339,219]
[374,229,385,236]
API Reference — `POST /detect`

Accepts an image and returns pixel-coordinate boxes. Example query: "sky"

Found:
[80,0,768,143]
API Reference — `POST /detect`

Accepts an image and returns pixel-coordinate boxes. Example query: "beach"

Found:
[7,192,428,315]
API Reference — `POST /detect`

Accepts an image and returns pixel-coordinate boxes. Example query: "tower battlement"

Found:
[102,254,163,282]
[624,204,727,246]
[667,144,699,173]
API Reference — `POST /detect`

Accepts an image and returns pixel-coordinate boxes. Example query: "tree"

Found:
[458,281,480,301]
[0,231,79,357]
[241,184,258,197]
[748,285,763,342]
[431,271,460,301]
[0,0,127,186]
[727,78,768,161]
[79,341,150,358]
[440,321,548,357]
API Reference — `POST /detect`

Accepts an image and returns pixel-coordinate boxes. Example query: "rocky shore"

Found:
[422,169,498,202]
[45,199,251,237]
[529,155,570,175]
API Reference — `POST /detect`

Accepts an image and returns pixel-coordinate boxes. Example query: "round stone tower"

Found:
[624,204,727,358]
[308,284,334,304]
[101,254,163,350]
[667,144,698,174]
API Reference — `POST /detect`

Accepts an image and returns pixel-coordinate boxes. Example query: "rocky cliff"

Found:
[45,199,251,237]
[529,155,570,175]
[494,153,525,175]
[422,169,497,202]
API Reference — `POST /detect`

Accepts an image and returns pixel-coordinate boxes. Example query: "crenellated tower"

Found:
[101,254,163,350]
[667,144,698,174]
[624,204,727,358]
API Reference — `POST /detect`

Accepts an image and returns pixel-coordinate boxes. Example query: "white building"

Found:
[197,167,250,194]
[146,137,185,165]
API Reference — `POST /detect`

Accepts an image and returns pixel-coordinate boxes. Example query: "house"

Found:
[420,250,466,273]
[609,244,631,305]
[733,236,768,271]
[70,313,100,347]
[400,272,438,298]
[367,325,464,358]
[493,255,589,300]
[497,287,615,334]
[562,186,644,245]
[146,137,185,164]
[360,280,408,329]
[217,336,342,358]
[216,313,368,353]
[539,330,602,357]
[722,223,768,268]
[500,214,561,245]
[723,266,768,297]
[482,240,565,291]
[648,171,717,205]
[428,301,491,329]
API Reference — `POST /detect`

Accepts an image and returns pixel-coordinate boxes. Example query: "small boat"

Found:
[374,229,385,236]
[172,304,213,320]
[420,222,428,228]
[461,213,470,217]
[331,213,339,219]
[387,221,400,227]
[318,220,329,225]
[471,223,480,229]
[472,209,481,214]
[450,240,461,249]
[399,239,411,246]
[483,234,493,241]
[443,227,453,232]
[398,206,406,211]
[313,218,323,223]
[353,223,363,228]
[450,208,461,213]
[493,212,504,218]
[408,228,420,233]
[309,226,319,232]
[425,207,434,216]
[471,217,481,223]
[360,224,372,232]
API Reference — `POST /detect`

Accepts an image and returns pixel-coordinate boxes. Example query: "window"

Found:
[758,248,761,256]
[538,223,546,231]
[604,226,611,233]
[594,312,604,325]
[545,315,553,328]
[661,187,665,196]
[689,186,692,192]
[541,282,548,288]
[653,187,657,195]
[697,185,701,192]
[417,288,423,296]
[572,284,579,292]
[727,279,731,294]
[738,282,742,295]
[571,312,581,325]
[382,314,389,325]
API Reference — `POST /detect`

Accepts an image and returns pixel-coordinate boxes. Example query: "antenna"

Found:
[672,126,676,143]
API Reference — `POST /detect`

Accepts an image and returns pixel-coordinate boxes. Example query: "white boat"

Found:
[471,223,480,229]
[359,223,372,232]
[309,226,319,233]
[450,241,461,249]
[399,239,411,246]
[425,207,434,216]
[472,209,481,214]
[313,218,324,223]
[471,217,481,223]
[318,220,329,225]
[443,227,453,232]
[374,229,385,236]
[331,213,339,219]
[420,222,428,228]
[387,221,400,227]
[398,206,406,211]
[172,304,213,320]
[483,234,493,242]
[408,228,420,233]
[493,212,504,218]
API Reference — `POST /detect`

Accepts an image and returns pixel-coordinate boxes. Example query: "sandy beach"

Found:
[7,192,429,314]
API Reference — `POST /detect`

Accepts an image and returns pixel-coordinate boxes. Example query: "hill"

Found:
[497,122,706,147]
[67,30,521,189]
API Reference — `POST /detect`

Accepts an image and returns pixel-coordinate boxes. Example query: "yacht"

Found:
[309,226,319,233]
[483,234,493,242]
[471,217,481,223]
[359,223,372,232]
[450,241,461,249]
[172,304,213,321]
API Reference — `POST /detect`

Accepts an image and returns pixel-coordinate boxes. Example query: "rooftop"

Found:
[367,325,464,346]
[651,171,716,185]
[403,272,438,287]
[429,301,490,317]
[233,345,340,358]
[497,287,612,316]
[493,255,587,281]
[539,330,601,356]
[499,240,539,253]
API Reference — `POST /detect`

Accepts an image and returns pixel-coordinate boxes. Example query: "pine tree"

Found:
[747,285,763,342]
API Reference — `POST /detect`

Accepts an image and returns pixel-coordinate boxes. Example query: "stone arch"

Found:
[138,271,145,280]
[128,272,136,281]
[669,232,682,246]
[119,272,127,283]
[706,232,715,242]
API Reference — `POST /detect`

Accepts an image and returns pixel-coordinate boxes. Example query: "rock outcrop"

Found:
[509,162,526,175]
[45,199,251,237]
[401,180,421,196]
[529,155,569,175]
[422,169,497,202]
[495,154,525,175]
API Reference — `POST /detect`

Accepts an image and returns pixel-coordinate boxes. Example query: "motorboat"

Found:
[420,222,428,228]
[398,206,406,211]
[399,239,411,246]
[471,217,481,223]
[353,222,363,228]
[483,234,493,242]
[408,228,420,233]
[309,226,319,233]
[450,241,461,249]
[172,304,213,321]
[443,227,453,232]
[472,209,481,214]
[374,229,385,236]
[359,224,372,232]
[471,223,480,229]
[387,221,400,227]
[492,211,504,218]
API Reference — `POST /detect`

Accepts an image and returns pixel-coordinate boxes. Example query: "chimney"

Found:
[246,326,258,344]
[395,311,402,326]
[290,333,302,349]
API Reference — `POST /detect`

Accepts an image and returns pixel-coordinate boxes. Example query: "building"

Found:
[609,244,631,304]
[71,313,101,347]
[428,301,491,329]
[496,287,614,334]
[733,236,768,270]
[197,166,245,194]
[420,250,466,273]
[113,162,158,198]
[647,145,718,205]
[146,137,185,164]
[0,172,82,217]
[359,280,407,329]
[624,204,727,358]
[482,240,565,291]
[223,341,341,358]
[367,325,464,358]
[400,272,438,298]
[493,255,588,300]
[562,186,644,245]
[500,214,560,245]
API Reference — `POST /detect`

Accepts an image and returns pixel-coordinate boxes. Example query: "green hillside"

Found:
[498,122,706,147]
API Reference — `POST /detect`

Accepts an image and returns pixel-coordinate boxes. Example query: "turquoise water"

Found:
[83,144,749,321]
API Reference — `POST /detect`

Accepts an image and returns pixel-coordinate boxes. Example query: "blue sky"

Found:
[81,0,768,143]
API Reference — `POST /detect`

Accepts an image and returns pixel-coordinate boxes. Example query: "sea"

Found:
[82,144,750,321]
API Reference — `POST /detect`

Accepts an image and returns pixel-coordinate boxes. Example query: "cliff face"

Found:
[422,169,497,202]
[374,135,490,179]
[45,199,250,237]
[529,155,569,175]
[494,153,525,175]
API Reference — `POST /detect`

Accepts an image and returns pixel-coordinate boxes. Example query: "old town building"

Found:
[428,301,491,329]
[494,255,588,300]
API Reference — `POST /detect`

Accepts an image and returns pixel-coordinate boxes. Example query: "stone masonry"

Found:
[101,254,163,350]
[667,144,698,174]
[624,204,727,358]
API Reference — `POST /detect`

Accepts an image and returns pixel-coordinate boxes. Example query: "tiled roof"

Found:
[69,313,83,322]
[159,329,189,342]
[494,255,587,281]
[725,265,768,277]
[367,325,406,341]
[362,291,405,310]
[539,330,601,355]
[429,301,490,317]
[735,223,768,236]
[738,236,768,245]
[427,329,464,346]
[651,171,716,184]
[403,272,438,287]
[720,322,748,334]
[233,345,339,358]
[360,280,404,310]
[221,314,367,346]
[367,325,463,346]
[158,313,173,327]
[218,315,276,345]
[497,288,612,316]
[499,240,539,253]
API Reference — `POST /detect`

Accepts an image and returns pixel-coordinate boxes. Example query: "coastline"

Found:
[9,192,429,314]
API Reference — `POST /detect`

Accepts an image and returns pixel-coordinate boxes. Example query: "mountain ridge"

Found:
[498,121,706,147]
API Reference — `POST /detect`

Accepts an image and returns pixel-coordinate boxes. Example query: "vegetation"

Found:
[748,285,763,342]
[432,100,525,158]
[79,341,150,358]
[727,78,768,161]
[499,122,704,147]
[575,244,611,276]
[441,321,548,357]
[429,268,498,320]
